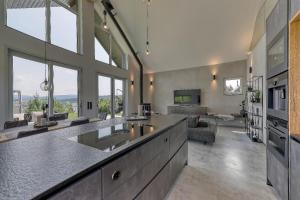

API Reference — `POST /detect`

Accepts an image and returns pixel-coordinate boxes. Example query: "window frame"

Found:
[8,50,82,120]
[97,73,127,119]
[4,0,81,53]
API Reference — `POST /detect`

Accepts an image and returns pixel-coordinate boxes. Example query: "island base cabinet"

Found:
[136,141,188,200]
[135,163,171,200]
[170,141,188,186]
[290,138,300,200]
[48,169,102,200]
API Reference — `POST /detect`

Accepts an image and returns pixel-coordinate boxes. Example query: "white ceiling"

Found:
[111,0,264,73]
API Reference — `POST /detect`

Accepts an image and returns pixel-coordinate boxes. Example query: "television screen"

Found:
[174,89,201,105]
[174,95,192,104]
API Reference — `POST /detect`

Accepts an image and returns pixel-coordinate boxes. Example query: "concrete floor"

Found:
[166,126,280,200]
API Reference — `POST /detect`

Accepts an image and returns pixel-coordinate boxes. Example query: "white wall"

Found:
[144,60,247,115]
[0,0,140,129]
[248,34,267,144]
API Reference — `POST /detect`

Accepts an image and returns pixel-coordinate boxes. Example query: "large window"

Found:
[53,65,78,120]
[6,0,46,41]
[98,75,126,119]
[98,75,112,119]
[94,10,126,69]
[12,54,80,121]
[13,56,48,119]
[6,0,79,52]
[114,79,124,118]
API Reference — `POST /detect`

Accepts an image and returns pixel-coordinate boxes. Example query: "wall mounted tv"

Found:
[174,89,201,105]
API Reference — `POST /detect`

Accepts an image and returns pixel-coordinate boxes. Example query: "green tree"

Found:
[25,94,46,113]
[98,99,111,114]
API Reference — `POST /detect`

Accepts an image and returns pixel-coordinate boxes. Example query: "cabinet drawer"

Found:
[169,120,187,158]
[102,131,170,198]
[106,145,169,200]
[48,169,102,200]
[267,150,288,200]
[170,141,188,186]
[135,162,170,200]
[290,138,300,200]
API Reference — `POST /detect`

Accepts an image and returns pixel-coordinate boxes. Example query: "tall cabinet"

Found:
[266,0,289,200]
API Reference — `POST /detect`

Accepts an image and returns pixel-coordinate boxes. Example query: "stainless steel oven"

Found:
[267,71,288,120]
[267,115,288,167]
[267,26,288,79]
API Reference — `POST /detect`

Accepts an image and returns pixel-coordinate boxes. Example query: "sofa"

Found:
[187,115,217,144]
[167,105,217,144]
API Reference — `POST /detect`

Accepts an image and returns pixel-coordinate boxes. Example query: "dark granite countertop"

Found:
[0,115,186,200]
[291,134,300,143]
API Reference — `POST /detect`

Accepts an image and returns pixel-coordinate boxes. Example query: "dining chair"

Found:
[70,118,90,127]
[17,127,48,138]
[4,120,28,130]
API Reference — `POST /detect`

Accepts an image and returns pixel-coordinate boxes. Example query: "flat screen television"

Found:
[174,89,201,105]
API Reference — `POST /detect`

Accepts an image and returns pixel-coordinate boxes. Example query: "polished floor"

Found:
[166,126,279,200]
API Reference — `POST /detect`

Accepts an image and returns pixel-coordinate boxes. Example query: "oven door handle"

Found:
[268,127,286,140]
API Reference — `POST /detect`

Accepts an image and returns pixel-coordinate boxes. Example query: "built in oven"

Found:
[267,26,288,79]
[267,116,289,167]
[267,71,288,120]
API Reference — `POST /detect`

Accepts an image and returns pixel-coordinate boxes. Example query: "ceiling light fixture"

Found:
[145,0,151,55]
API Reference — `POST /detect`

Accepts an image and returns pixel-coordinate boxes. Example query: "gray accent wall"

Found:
[144,60,247,115]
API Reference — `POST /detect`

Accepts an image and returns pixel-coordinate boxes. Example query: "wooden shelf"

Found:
[289,11,300,136]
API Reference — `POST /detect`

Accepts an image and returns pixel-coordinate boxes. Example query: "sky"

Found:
[8,5,120,97]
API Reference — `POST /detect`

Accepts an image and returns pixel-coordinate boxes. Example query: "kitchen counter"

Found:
[0,115,186,200]
[291,134,300,143]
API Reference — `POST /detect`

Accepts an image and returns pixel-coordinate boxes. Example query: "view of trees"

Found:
[24,94,77,120]
[98,95,123,117]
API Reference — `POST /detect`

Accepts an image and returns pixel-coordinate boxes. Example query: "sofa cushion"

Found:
[188,115,200,128]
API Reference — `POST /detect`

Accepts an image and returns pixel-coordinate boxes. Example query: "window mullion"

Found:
[111,78,115,118]
[46,0,51,43]
[48,63,54,117]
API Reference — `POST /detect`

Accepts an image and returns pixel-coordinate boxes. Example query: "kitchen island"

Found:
[0,115,187,200]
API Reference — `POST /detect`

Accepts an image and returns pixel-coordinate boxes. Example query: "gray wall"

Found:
[144,60,247,115]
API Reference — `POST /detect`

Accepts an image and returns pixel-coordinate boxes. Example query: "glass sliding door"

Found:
[114,79,124,118]
[53,65,78,120]
[98,75,112,119]
[12,55,48,121]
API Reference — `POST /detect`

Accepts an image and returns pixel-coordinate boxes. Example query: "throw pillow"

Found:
[188,115,200,128]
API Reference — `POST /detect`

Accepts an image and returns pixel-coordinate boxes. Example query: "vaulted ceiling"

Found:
[111,0,264,73]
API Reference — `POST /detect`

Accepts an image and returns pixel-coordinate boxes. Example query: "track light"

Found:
[103,10,108,30]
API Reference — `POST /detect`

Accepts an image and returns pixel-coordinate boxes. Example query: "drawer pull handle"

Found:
[164,138,168,143]
[112,170,121,181]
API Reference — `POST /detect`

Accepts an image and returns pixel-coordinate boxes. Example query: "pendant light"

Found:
[40,39,52,91]
[145,0,151,55]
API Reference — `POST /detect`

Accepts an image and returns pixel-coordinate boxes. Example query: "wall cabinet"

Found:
[290,0,300,20]
[290,138,300,200]
[48,169,102,200]
[266,0,288,45]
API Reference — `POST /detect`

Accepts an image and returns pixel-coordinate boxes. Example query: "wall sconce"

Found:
[131,80,134,85]
[249,66,253,74]
[150,80,153,85]
[212,74,216,80]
